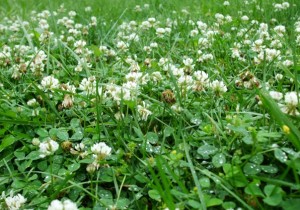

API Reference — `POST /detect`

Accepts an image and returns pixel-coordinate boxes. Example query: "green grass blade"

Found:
[259,90,300,151]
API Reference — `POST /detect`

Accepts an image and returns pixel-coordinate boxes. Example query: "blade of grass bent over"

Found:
[259,90,300,151]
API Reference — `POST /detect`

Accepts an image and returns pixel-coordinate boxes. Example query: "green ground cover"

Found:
[0,0,300,209]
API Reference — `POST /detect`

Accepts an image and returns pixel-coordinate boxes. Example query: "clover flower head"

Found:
[137,102,152,121]
[91,142,112,159]
[39,138,59,158]
[2,191,27,210]
[47,199,78,210]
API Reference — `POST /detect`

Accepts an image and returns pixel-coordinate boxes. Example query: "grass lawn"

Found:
[0,0,300,209]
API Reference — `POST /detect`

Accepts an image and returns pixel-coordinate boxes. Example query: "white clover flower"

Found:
[198,38,210,49]
[27,98,38,107]
[114,112,124,120]
[170,66,184,77]
[165,27,172,34]
[223,1,230,6]
[181,9,189,14]
[193,71,209,89]
[32,138,40,146]
[151,71,162,83]
[143,46,151,53]
[60,82,76,94]
[178,75,194,89]
[274,25,286,36]
[190,29,198,37]
[150,42,158,48]
[70,143,87,158]
[215,13,224,21]
[79,76,99,95]
[41,75,59,92]
[137,102,152,121]
[3,191,27,210]
[74,40,86,54]
[63,199,78,210]
[39,138,59,158]
[158,57,169,66]
[285,92,299,106]
[241,15,249,21]
[225,15,232,23]
[282,60,294,67]
[156,28,166,37]
[86,162,100,173]
[116,41,129,51]
[197,21,207,31]
[274,3,283,11]
[129,62,140,72]
[210,80,228,95]
[39,19,49,30]
[48,199,78,210]
[256,48,280,63]
[269,91,283,101]
[123,81,139,91]
[270,39,282,48]
[110,86,133,102]
[48,200,63,210]
[282,2,290,9]
[91,142,112,159]
[85,6,92,12]
[280,92,300,115]
[252,39,264,52]
[183,57,194,68]
[198,53,214,62]
[171,104,183,113]
[68,11,76,17]
[90,16,97,26]
[29,50,47,74]
[134,5,142,12]
[127,33,139,42]
[275,73,283,81]
[141,21,151,29]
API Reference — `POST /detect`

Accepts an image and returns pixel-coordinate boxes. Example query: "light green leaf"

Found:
[243,163,261,175]
[274,148,287,163]
[260,165,278,174]
[57,129,69,140]
[67,162,81,172]
[245,182,264,197]
[197,144,218,158]
[250,153,264,165]
[146,132,158,144]
[212,153,226,168]
[199,177,211,188]
[35,128,48,137]
[187,200,201,208]
[0,135,16,152]
[70,118,80,128]
[148,189,161,202]
[207,198,223,207]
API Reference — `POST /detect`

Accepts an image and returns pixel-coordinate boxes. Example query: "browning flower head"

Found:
[162,89,176,104]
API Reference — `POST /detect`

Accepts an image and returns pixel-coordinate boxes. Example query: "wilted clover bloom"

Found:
[137,102,152,121]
